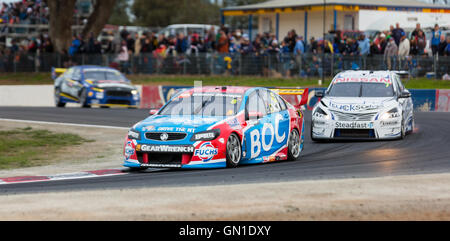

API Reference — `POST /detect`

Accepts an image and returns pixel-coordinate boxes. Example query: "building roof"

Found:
[222,0,450,13]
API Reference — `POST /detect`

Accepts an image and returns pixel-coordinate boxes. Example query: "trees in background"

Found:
[44,0,266,53]
[45,0,117,53]
[45,0,77,54]
[131,0,220,27]
[130,0,267,29]
[108,0,132,26]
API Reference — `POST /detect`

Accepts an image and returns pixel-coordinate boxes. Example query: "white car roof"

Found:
[335,70,395,77]
[329,70,401,93]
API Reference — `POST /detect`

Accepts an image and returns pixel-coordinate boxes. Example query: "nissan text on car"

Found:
[123,86,308,170]
[311,71,414,140]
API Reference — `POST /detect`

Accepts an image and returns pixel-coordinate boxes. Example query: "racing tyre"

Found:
[406,117,415,135]
[226,133,242,168]
[54,88,66,108]
[80,88,91,108]
[400,121,406,140]
[310,123,323,143]
[288,129,301,161]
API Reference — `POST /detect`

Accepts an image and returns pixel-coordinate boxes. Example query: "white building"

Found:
[221,0,450,40]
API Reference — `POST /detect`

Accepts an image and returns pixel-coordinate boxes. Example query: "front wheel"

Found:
[310,124,319,142]
[80,88,91,108]
[288,129,301,161]
[226,133,242,168]
[54,88,66,108]
[400,121,406,140]
[406,116,415,135]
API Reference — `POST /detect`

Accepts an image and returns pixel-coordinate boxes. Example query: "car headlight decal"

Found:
[190,129,221,142]
[313,107,331,120]
[379,108,400,120]
[128,129,141,140]
[96,92,104,99]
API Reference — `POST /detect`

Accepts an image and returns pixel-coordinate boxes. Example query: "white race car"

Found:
[311,71,414,141]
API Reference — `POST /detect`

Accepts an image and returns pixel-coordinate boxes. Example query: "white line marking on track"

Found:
[0,118,129,130]
[0,170,128,185]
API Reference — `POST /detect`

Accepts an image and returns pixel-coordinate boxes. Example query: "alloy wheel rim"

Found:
[227,135,241,164]
[289,130,300,158]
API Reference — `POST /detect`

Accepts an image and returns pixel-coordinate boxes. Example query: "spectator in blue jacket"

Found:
[69,35,81,57]
[392,23,405,47]
[175,33,189,54]
[293,36,304,77]
[358,34,370,69]
[431,24,442,56]
[280,40,292,77]
[358,34,370,55]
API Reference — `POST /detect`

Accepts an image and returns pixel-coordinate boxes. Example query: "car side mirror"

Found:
[149,109,158,115]
[399,91,411,99]
[315,91,324,98]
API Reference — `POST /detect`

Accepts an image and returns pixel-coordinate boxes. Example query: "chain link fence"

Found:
[0,51,449,79]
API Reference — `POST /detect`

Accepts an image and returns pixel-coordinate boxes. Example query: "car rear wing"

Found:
[270,88,309,109]
[51,67,67,80]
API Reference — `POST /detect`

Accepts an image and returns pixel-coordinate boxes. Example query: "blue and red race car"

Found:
[123,86,308,169]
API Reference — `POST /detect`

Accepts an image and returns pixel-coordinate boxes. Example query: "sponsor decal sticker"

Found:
[329,102,379,112]
[143,126,155,131]
[194,142,219,162]
[380,121,399,127]
[249,114,287,159]
[333,76,392,85]
[139,144,194,153]
[335,121,374,129]
[227,118,241,128]
[125,141,135,160]
[158,127,174,131]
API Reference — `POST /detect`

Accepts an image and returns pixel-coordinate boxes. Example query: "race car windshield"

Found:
[84,71,127,83]
[328,82,394,97]
[159,93,243,117]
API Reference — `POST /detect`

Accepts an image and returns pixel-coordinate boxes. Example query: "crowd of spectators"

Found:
[0,0,49,25]
[1,7,450,77]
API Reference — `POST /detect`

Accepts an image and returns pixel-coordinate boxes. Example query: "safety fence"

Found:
[0,84,448,111]
[1,52,449,79]
[141,85,450,112]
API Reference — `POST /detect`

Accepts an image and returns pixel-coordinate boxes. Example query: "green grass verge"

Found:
[0,73,449,89]
[0,127,94,170]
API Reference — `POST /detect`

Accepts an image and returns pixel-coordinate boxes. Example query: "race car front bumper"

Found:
[123,139,228,169]
[87,88,140,108]
[312,118,402,140]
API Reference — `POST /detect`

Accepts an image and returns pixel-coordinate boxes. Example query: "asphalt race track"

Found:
[1,107,450,194]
